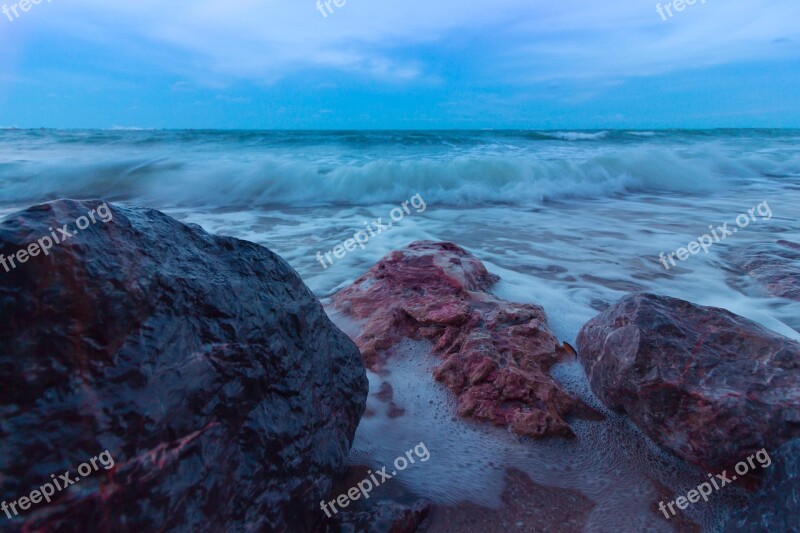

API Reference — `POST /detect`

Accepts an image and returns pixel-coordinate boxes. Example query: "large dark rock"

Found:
[576,293,800,471]
[0,200,368,531]
[725,438,800,531]
[332,241,590,439]
[733,240,800,301]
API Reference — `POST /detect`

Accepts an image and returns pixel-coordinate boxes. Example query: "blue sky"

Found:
[0,0,798,129]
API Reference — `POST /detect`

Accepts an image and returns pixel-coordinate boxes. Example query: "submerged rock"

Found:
[724,438,800,531]
[733,240,800,301]
[425,468,595,533]
[332,241,588,439]
[0,200,368,531]
[576,293,800,471]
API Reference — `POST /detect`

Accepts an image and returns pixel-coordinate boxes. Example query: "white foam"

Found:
[544,131,610,141]
[349,339,510,507]
[345,337,749,531]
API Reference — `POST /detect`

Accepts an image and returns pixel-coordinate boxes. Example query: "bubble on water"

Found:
[350,339,511,507]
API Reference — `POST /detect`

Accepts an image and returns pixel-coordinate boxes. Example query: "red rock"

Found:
[577,292,800,471]
[333,241,587,439]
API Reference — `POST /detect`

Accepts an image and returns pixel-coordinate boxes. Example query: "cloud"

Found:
[5,0,800,90]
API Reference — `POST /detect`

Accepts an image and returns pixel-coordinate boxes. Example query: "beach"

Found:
[2,128,799,530]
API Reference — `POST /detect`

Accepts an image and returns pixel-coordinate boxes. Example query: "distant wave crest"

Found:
[542,131,610,141]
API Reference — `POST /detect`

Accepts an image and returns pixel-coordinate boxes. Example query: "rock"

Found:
[724,438,800,532]
[319,464,431,533]
[0,200,368,531]
[323,500,432,533]
[332,241,588,439]
[576,292,800,471]
[733,239,800,301]
[372,381,406,419]
[425,468,595,533]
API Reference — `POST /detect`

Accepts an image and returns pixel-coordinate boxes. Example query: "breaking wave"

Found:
[0,129,797,209]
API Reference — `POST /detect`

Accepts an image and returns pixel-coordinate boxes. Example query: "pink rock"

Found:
[333,241,590,439]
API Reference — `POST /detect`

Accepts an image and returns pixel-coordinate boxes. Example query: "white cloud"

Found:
[10,0,800,87]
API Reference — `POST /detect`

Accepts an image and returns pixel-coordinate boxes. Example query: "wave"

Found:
[108,126,156,131]
[1,130,799,209]
[541,131,610,141]
[1,140,796,209]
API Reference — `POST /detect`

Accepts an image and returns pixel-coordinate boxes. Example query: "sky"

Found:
[0,0,798,129]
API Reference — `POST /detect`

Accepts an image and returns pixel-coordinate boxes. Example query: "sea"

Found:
[2,129,799,531]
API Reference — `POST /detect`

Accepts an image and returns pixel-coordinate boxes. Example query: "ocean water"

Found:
[1,129,798,336]
[2,129,799,530]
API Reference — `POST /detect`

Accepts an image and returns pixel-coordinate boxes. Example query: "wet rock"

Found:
[733,239,800,301]
[319,464,431,533]
[333,241,588,439]
[724,438,800,532]
[323,499,432,533]
[426,468,595,533]
[0,200,368,531]
[372,382,406,419]
[576,292,800,471]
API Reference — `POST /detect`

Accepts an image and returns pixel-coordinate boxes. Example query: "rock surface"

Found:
[332,241,586,439]
[733,240,800,301]
[319,464,431,533]
[724,438,800,532]
[0,200,368,531]
[323,500,431,533]
[576,292,800,471]
[426,468,595,533]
